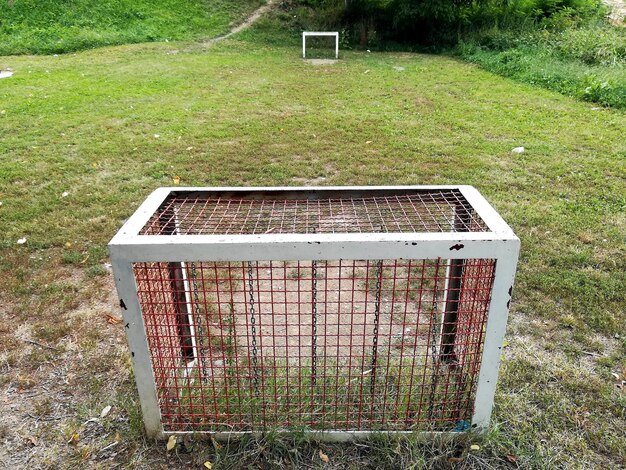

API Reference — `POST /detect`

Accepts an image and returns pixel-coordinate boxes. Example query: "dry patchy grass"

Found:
[0,11,624,468]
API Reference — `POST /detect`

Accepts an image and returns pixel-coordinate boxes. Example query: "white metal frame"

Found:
[302,31,339,59]
[108,186,520,440]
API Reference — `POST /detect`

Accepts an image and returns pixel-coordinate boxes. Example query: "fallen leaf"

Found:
[17,237,26,245]
[68,433,80,446]
[25,435,38,447]
[611,372,619,380]
[506,454,517,463]
[61,191,69,198]
[64,242,72,248]
[154,134,160,138]
[166,435,176,451]
[114,432,121,442]
[502,340,510,348]
[211,436,222,449]
[470,444,480,451]
[104,314,123,325]
[186,146,193,151]
[100,405,112,418]
[366,140,373,144]
[319,449,329,463]
[203,462,213,469]
[172,175,181,185]
[448,457,464,464]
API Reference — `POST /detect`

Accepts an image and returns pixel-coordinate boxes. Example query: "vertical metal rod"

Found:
[427,258,445,423]
[311,260,318,386]
[440,203,471,363]
[158,208,194,362]
[190,263,208,381]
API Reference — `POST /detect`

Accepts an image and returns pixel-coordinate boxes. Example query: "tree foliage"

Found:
[300,0,604,45]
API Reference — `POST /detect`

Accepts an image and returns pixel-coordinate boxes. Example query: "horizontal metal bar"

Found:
[303,32,339,37]
[159,430,470,442]
[109,235,518,262]
[112,231,513,246]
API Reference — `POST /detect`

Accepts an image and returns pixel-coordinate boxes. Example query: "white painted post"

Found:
[335,32,339,59]
[302,32,306,58]
[471,242,520,432]
[108,257,164,439]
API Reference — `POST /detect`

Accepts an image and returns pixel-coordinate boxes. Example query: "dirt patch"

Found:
[304,59,338,66]
[291,176,328,185]
[0,269,131,468]
[605,0,626,24]
[202,1,276,48]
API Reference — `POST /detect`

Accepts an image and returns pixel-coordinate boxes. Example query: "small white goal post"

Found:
[302,31,339,59]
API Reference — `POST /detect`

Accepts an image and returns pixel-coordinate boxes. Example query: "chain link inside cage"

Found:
[133,258,495,433]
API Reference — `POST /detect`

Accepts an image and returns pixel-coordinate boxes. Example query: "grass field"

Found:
[0,0,263,55]
[0,9,625,469]
[458,18,626,109]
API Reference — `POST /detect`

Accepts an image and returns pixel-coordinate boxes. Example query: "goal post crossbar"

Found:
[302,31,339,59]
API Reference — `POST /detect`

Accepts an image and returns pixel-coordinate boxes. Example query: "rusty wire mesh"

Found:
[141,190,488,235]
[133,258,495,433]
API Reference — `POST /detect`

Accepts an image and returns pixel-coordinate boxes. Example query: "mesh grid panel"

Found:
[141,190,489,235]
[133,258,495,432]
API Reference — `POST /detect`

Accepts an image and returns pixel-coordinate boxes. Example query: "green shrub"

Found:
[552,25,626,65]
[458,33,626,108]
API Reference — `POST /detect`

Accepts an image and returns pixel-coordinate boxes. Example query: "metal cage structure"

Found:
[108,186,520,440]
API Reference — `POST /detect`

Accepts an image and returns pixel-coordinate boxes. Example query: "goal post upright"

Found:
[302,31,339,59]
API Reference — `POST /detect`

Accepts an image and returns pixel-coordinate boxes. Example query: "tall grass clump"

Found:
[458,7,626,109]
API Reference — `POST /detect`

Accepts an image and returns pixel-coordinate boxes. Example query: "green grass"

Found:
[1,8,625,469]
[170,356,471,433]
[0,0,263,55]
[458,18,626,108]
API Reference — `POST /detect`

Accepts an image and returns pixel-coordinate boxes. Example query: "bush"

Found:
[552,25,626,65]
[459,33,626,108]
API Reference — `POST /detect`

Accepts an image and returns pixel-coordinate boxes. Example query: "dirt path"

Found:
[203,0,275,47]
[605,0,626,25]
